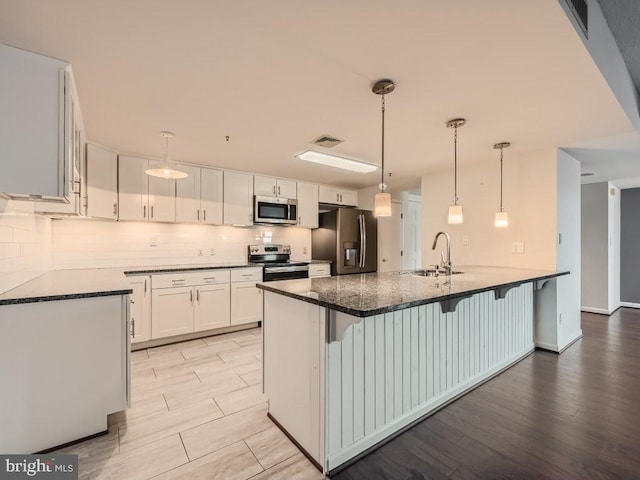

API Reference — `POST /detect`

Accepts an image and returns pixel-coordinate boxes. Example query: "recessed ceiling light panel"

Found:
[295,150,378,173]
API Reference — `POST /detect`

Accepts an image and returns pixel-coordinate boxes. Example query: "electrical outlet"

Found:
[462,235,470,246]
[150,237,158,247]
[209,248,215,256]
[559,313,562,324]
[303,246,308,255]
[198,249,204,256]
[511,242,525,254]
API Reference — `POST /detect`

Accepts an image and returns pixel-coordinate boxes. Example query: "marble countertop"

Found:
[257,266,569,317]
[0,269,133,305]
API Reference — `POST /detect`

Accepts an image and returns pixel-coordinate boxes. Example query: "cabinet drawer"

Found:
[309,264,331,277]
[231,267,263,283]
[190,270,230,285]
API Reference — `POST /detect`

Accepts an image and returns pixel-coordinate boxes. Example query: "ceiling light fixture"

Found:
[295,150,378,173]
[145,131,188,180]
[372,79,395,217]
[494,142,510,228]
[446,118,466,224]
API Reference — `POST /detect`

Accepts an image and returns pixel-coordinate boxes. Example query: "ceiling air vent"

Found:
[565,0,588,38]
[311,135,344,148]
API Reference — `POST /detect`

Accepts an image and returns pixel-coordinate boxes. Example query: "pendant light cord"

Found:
[499,147,504,212]
[454,125,458,205]
[381,94,386,192]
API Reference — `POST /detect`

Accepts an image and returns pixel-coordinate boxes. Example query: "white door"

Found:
[224,171,254,225]
[254,175,277,197]
[151,287,194,339]
[194,284,231,331]
[276,179,297,199]
[297,182,319,228]
[402,200,423,270]
[148,161,176,223]
[118,155,149,221]
[378,201,403,272]
[86,143,118,219]
[129,276,151,343]
[175,165,201,223]
[231,282,263,325]
[200,168,223,225]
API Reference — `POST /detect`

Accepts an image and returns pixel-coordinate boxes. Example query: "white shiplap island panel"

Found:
[325,283,533,470]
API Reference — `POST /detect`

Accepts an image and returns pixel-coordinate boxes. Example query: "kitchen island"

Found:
[258,266,569,475]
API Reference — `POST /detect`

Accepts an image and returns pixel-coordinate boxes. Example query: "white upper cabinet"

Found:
[148,162,176,223]
[0,45,87,214]
[200,168,223,225]
[224,171,254,226]
[254,175,297,199]
[176,166,223,224]
[318,185,358,207]
[86,143,118,219]
[297,181,319,228]
[175,165,201,224]
[118,155,149,221]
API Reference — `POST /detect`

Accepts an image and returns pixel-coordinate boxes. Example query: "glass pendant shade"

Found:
[495,211,509,228]
[374,192,392,217]
[448,204,463,224]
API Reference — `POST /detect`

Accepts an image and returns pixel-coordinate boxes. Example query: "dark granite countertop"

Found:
[257,266,569,317]
[0,269,133,305]
[123,262,261,275]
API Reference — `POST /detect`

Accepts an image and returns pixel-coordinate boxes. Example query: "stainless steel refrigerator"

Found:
[312,208,377,276]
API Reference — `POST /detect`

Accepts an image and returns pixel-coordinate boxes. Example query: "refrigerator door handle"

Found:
[361,214,367,268]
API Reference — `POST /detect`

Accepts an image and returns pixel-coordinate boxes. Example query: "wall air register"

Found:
[565,0,588,38]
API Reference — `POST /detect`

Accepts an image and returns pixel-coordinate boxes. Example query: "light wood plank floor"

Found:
[54,327,324,480]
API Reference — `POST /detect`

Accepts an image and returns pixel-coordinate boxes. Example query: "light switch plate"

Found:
[462,235,469,246]
[512,242,525,254]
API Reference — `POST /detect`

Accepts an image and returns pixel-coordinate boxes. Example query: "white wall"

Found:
[51,220,311,269]
[0,200,51,293]
[421,148,557,270]
[608,183,621,313]
[555,149,582,350]
[580,182,609,312]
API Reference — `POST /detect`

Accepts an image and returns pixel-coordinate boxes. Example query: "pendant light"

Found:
[145,131,188,180]
[446,118,466,224]
[372,79,395,217]
[494,142,510,228]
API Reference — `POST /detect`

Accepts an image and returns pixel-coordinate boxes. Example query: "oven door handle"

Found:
[264,265,310,274]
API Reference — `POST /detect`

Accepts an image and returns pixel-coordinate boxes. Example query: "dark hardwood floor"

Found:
[333,308,640,480]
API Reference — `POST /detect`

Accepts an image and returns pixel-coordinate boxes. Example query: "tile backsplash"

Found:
[51,219,312,270]
[0,201,52,293]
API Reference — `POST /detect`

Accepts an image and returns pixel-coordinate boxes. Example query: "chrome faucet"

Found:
[432,231,452,275]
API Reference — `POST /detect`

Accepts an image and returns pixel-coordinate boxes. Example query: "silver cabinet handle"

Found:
[203,210,207,222]
[143,205,147,218]
[151,205,154,219]
[197,209,200,221]
[144,279,147,293]
[196,289,200,302]
[190,290,193,302]
[131,318,135,338]
[278,185,281,196]
[272,185,276,195]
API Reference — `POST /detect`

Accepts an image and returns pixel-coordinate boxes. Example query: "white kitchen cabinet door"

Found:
[194,284,231,332]
[148,161,176,223]
[297,181,319,228]
[175,165,201,223]
[231,281,263,325]
[224,171,254,226]
[129,276,151,343]
[118,155,149,221]
[201,168,223,225]
[151,286,194,339]
[276,179,297,199]
[318,185,340,204]
[254,175,277,197]
[339,189,358,207]
[86,143,118,219]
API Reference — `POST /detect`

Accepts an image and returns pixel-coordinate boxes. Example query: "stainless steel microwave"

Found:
[254,196,298,225]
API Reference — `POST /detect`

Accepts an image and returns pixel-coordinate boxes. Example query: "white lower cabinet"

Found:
[195,283,231,331]
[150,269,235,340]
[128,275,151,343]
[151,286,194,339]
[231,281,263,325]
[309,263,331,278]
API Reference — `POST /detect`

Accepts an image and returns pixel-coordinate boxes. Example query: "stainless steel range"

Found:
[248,244,309,282]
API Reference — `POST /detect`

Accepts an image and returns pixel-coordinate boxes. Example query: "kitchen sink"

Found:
[408,269,463,277]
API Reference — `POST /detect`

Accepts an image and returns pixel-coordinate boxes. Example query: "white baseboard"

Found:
[580,306,609,315]
[535,340,559,352]
[558,330,583,353]
[620,302,640,309]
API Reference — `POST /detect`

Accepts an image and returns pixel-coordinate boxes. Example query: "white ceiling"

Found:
[0,0,634,189]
